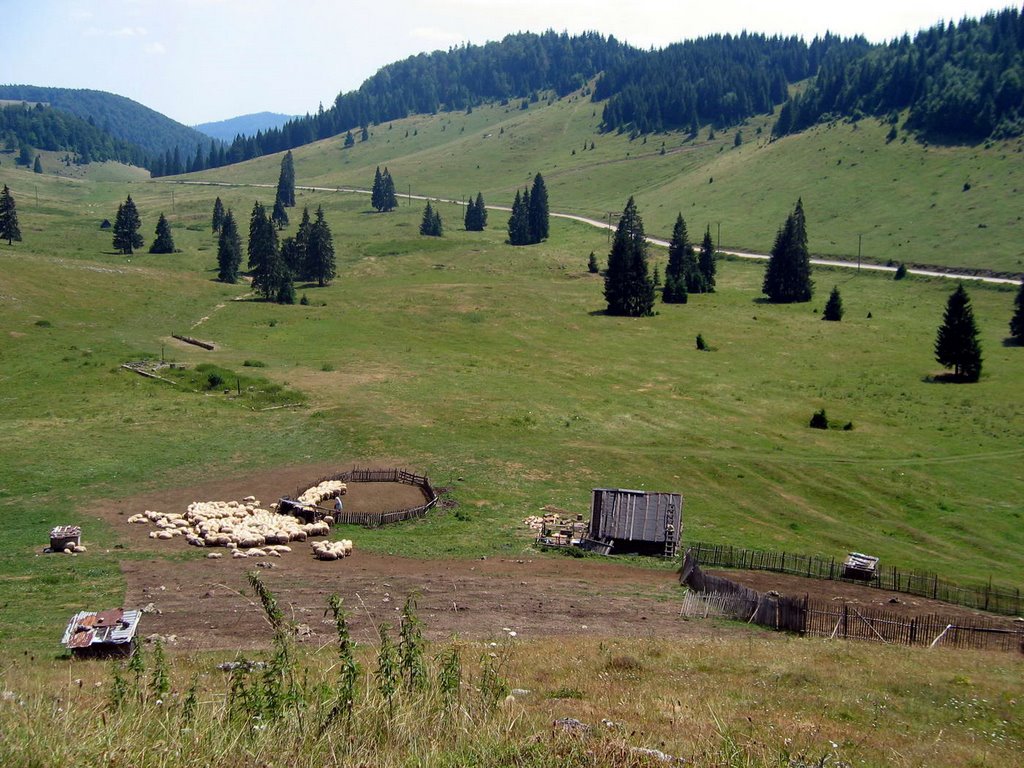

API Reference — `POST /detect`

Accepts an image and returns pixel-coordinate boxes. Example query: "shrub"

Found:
[809,409,829,429]
[894,263,907,280]
[696,334,708,351]
[206,372,225,390]
[242,359,267,368]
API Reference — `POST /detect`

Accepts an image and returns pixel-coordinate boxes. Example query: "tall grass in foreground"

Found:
[1,574,1021,768]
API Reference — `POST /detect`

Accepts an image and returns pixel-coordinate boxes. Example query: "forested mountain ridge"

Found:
[0,85,216,160]
[0,101,146,166]
[773,7,1024,142]
[594,33,866,134]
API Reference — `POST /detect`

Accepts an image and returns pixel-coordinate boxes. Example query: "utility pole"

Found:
[717,222,721,253]
[171,188,175,213]
[408,184,411,206]
[858,234,862,272]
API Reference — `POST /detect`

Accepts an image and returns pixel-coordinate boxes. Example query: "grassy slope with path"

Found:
[188,93,1024,274]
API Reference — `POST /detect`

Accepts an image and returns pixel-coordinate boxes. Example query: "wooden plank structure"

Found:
[61,608,141,656]
[49,525,81,552]
[587,488,682,557]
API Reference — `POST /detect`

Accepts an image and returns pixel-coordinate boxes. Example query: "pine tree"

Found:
[698,226,716,292]
[112,195,143,255]
[217,210,242,283]
[306,205,336,286]
[33,155,42,174]
[371,166,384,211]
[935,283,983,381]
[294,206,313,280]
[507,190,530,245]
[381,168,398,211]
[271,197,289,229]
[149,213,175,254]
[464,196,476,230]
[762,198,813,303]
[211,196,225,233]
[527,172,549,242]
[663,214,693,303]
[604,196,655,317]
[822,286,843,321]
[276,150,295,207]
[276,274,296,305]
[420,201,442,236]
[587,251,599,273]
[248,201,284,300]
[474,192,487,230]
[0,185,21,245]
[1010,279,1024,343]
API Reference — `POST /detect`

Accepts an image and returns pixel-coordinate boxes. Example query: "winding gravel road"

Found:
[175,180,1022,286]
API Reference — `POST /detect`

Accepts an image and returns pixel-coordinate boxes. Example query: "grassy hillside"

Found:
[2,161,1021,643]
[191,92,1024,274]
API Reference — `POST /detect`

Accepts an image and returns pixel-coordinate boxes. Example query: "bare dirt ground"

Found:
[92,463,1017,653]
[709,569,1019,626]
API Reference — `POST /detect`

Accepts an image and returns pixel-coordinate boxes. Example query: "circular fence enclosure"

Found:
[283,468,438,528]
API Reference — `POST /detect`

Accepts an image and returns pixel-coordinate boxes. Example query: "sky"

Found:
[4,0,1015,126]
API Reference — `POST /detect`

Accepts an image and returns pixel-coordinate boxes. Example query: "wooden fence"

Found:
[290,467,438,528]
[687,541,1023,617]
[680,552,1023,653]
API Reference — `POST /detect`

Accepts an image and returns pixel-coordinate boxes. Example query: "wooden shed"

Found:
[586,488,682,557]
[61,608,141,656]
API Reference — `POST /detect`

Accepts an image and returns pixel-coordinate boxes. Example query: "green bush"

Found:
[809,409,829,429]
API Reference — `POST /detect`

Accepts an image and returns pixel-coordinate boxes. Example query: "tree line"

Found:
[595,33,857,135]
[0,102,147,167]
[773,8,1024,142]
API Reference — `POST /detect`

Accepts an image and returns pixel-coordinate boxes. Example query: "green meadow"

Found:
[2,132,1023,654]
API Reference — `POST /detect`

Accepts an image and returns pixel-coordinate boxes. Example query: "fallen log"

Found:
[172,334,215,350]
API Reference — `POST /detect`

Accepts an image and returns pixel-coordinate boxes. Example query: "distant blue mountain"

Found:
[194,112,298,141]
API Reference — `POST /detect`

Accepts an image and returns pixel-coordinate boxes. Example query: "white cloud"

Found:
[84,25,148,38]
[144,42,166,55]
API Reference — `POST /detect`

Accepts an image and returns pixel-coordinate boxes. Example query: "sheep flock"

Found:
[127,481,354,561]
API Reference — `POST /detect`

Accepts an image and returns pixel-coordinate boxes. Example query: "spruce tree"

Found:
[420,201,442,236]
[295,206,313,280]
[149,213,175,254]
[464,196,477,230]
[527,172,549,242]
[1010,279,1024,343]
[276,150,295,207]
[276,274,296,305]
[0,185,21,245]
[474,192,487,230]
[935,283,983,381]
[507,190,530,245]
[663,214,692,303]
[271,197,289,229]
[33,155,42,174]
[698,226,716,292]
[381,168,398,211]
[371,166,384,211]
[604,196,655,317]
[822,286,844,321]
[217,210,242,283]
[763,198,813,303]
[211,196,225,233]
[306,205,337,286]
[587,251,599,274]
[248,201,284,300]
[112,195,143,255]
